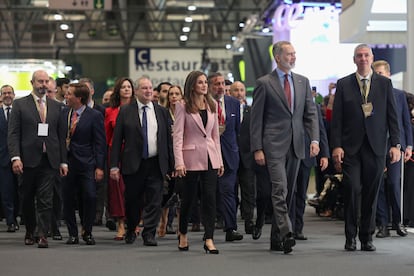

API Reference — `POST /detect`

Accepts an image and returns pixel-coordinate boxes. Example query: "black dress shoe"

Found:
[166,224,175,234]
[66,236,79,244]
[203,243,219,254]
[252,227,262,240]
[7,224,16,233]
[282,235,296,254]
[143,234,158,246]
[52,231,63,240]
[344,238,356,251]
[270,241,283,251]
[225,230,243,242]
[125,231,137,244]
[294,232,308,240]
[245,221,254,234]
[37,237,49,248]
[82,234,96,245]
[105,220,117,231]
[24,233,35,246]
[395,224,408,237]
[361,241,376,251]
[375,225,390,238]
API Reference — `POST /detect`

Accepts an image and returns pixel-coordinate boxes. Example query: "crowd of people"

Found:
[0,42,413,254]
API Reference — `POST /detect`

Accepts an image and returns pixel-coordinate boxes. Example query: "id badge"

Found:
[362,102,373,118]
[38,123,49,136]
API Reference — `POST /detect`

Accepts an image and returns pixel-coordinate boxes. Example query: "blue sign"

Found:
[135,48,151,65]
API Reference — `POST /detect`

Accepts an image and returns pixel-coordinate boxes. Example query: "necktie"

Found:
[70,110,78,136]
[361,79,368,100]
[284,74,292,110]
[38,98,46,123]
[142,106,149,159]
[5,107,10,121]
[217,99,224,125]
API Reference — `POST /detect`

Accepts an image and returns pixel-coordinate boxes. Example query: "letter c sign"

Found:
[273,4,303,31]
[135,48,150,65]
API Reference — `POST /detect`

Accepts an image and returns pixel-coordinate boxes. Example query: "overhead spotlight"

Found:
[182,26,191,32]
[225,44,232,50]
[65,65,73,71]
[239,22,245,28]
[262,27,270,33]
[185,16,193,23]
[231,35,236,41]
[238,47,244,53]
[180,34,188,41]
[54,14,63,21]
[188,5,196,11]
[60,23,69,31]
[65,32,74,39]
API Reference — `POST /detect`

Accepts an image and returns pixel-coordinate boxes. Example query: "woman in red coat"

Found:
[105,77,133,240]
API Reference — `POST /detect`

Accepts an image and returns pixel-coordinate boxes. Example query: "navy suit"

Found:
[217,95,241,231]
[60,106,106,237]
[377,88,413,226]
[0,106,18,226]
[292,105,330,234]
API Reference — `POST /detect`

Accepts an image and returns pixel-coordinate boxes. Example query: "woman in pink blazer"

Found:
[173,71,224,254]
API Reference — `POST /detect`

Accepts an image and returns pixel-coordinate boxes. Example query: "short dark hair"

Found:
[70,83,90,105]
[56,77,70,87]
[156,81,172,92]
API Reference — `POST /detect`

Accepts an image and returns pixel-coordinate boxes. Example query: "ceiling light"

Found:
[231,36,236,41]
[43,14,86,21]
[239,22,245,28]
[166,1,214,8]
[60,23,69,31]
[166,14,210,21]
[54,14,63,21]
[262,27,270,33]
[188,5,197,11]
[182,26,191,32]
[65,33,74,39]
[225,44,232,49]
[180,35,188,41]
[185,16,193,23]
[367,20,407,31]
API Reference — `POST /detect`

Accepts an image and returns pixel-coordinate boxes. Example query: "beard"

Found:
[280,60,295,70]
[37,87,47,94]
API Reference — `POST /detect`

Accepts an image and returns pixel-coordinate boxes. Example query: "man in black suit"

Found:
[229,81,256,234]
[79,77,107,226]
[110,76,174,246]
[60,83,106,245]
[0,85,19,232]
[8,70,67,248]
[331,44,401,252]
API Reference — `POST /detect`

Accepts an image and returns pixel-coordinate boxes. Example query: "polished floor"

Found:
[0,207,413,276]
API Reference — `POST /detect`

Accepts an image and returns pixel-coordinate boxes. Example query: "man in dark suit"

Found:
[292,105,329,240]
[59,83,106,245]
[79,77,107,226]
[0,85,19,232]
[229,81,256,234]
[372,60,412,238]
[331,44,401,252]
[208,72,243,242]
[110,76,174,246]
[8,70,67,248]
[250,41,319,254]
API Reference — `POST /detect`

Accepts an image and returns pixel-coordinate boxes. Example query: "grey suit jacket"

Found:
[250,69,319,160]
[8,94,66,169]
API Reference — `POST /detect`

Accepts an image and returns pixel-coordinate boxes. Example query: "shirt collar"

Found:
[74,105,86,115]
[356,70,372,81]
[32,92,46,103]
[276,67,291,78]
[137,99,154,110]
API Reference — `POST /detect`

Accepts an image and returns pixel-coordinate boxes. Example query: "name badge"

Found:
[362,102,373,118]
[38,123,49,136]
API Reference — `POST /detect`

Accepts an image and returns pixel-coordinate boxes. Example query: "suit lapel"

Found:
[269,70,290,111]
[190,111,207,135]
[291,72,304,112]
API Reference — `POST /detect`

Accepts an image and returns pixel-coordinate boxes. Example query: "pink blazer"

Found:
[173,101,223,171]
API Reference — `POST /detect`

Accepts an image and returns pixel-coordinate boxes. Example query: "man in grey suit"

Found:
[250,41,319,254]
[8,70,68,248]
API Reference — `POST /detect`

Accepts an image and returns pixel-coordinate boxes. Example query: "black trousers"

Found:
[179,161,218,239]
[21,154,55,237]
[63,164,96,237]
[123,157,163,238]
[343,137,385,242]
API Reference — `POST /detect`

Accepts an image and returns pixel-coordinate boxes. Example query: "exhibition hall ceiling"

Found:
[0,0,272,55]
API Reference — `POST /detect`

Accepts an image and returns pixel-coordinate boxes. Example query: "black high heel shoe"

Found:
[203,243,219,254]
[178,234,189,251]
